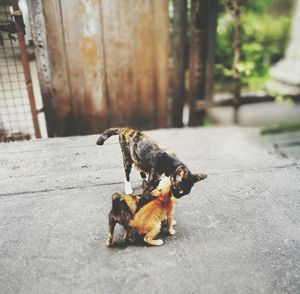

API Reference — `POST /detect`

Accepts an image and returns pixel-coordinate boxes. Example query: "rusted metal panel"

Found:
[29,0,169,136]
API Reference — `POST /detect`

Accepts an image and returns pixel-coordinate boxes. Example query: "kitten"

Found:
[107,176,206,246]
[96,127,207,197]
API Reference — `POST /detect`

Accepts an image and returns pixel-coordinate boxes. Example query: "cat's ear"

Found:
[192,173,207,183]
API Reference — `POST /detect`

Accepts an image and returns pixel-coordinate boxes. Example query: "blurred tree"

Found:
[230,0,241,124]
[215,0,293,92]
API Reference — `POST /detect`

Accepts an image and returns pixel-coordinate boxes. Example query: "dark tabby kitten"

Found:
[96,127,207,198]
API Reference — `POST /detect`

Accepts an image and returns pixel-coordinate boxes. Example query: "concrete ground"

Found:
[0,127,299,294]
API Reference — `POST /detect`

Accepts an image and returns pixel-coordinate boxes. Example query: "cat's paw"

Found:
[125,237,135,243]
[168,228,176,235]
[153,239,163,246]
[172,219,177,226]
[125,186,133,194]
[106,238,114,247]
[124,180,133,194]
[144,238,164,246]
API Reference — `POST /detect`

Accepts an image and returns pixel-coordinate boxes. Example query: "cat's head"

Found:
[170,166,207,199]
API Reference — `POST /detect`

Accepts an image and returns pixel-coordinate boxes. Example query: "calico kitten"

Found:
[107,176,206,247]
[96,127,207,197]
[106,189,156,246]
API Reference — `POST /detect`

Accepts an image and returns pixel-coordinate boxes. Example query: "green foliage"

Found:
[215,0,292,91]
[261,121,300,135]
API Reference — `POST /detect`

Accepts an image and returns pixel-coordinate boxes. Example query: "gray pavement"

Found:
[0,127,299,294]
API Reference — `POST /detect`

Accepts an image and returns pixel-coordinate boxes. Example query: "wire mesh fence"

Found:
[0,3,35,142]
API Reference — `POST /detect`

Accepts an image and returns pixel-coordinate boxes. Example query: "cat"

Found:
[96,127,207,197]
[106,188,156,247]
[107,178,178,246]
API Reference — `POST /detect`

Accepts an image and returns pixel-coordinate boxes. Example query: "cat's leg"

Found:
[167,201,176,235]
[144,224,163,246]
[124,176,133,194]
[148,167,160,189]
[123,226,135,243]
[123,229,129,242]
[124,160,133,194]
[107,212,116,247]
[120,143,133,194]
[142,179,154,192]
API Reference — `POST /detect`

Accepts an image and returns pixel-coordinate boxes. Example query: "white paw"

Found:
[155,239,163,246]
[125,187,133,194]
[106,239,114,247]
[172,219,177,226]
[124,180,133,194]
[169,228,176,235]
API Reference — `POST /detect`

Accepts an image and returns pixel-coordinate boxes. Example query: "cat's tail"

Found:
[96,128,121,145]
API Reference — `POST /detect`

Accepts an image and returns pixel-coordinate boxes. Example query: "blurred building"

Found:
[268,0,300,95]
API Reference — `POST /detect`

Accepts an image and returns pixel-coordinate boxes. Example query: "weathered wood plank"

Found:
[134,0,156,129]
[118,0,138,127]
[27,0,57,137]
[42,0,72,136]
[61,0,109,134]
[100,0,124,127]
[43,0,73,136]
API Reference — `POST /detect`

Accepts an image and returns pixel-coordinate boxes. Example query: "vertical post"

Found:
[232,0,241,124]
[10,0,41,138]
[27,0,58,137]
[171,0,187,127]
[204,0,217,102]
[188,0,217,126]
[188,0,208,126]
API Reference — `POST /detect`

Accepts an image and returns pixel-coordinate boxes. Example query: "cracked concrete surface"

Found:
[0,127,299,294]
